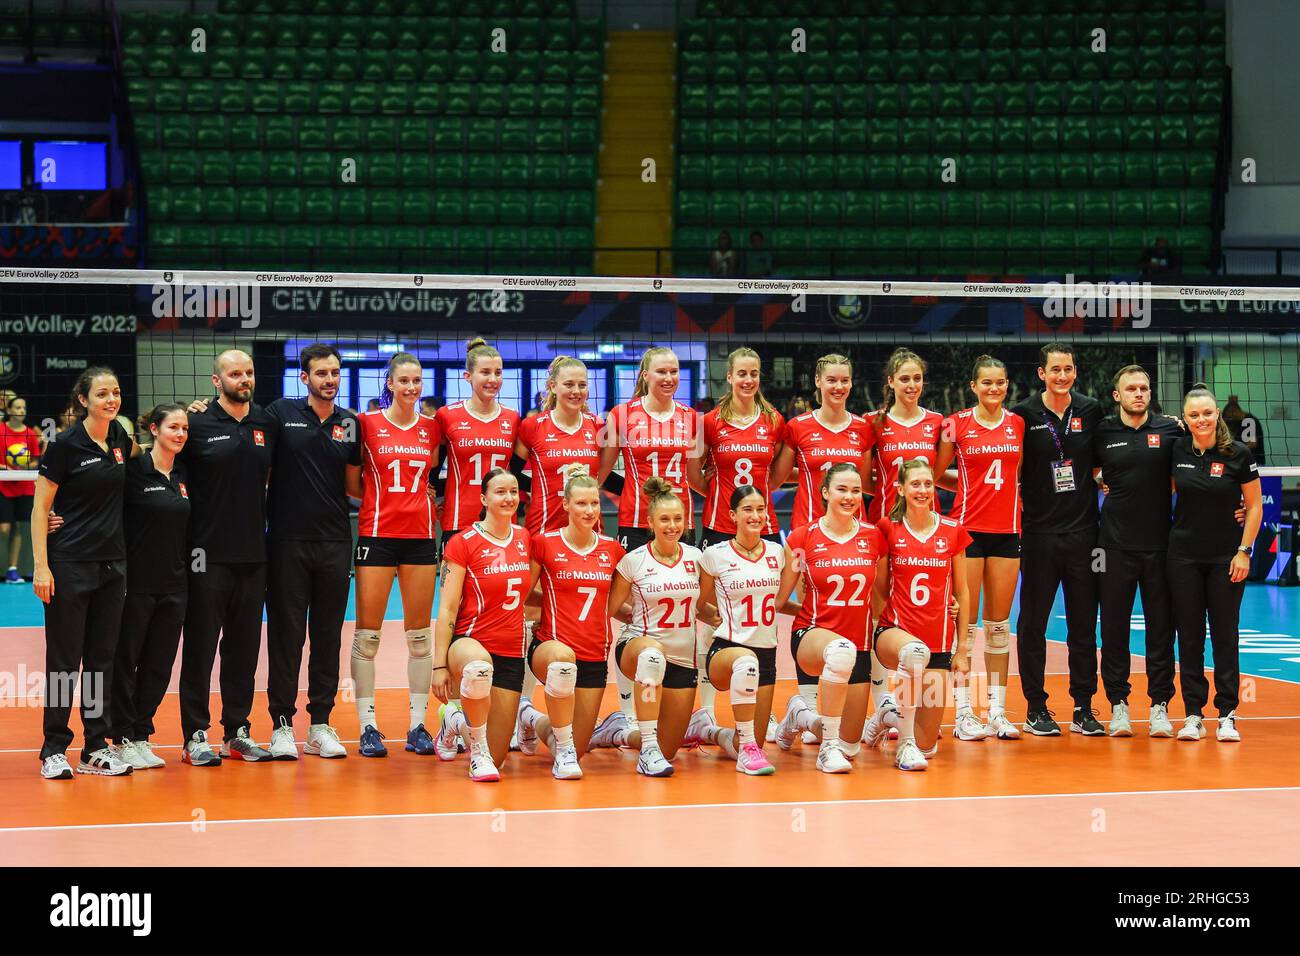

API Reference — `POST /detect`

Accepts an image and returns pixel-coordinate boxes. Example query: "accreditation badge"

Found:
[1052,459,1076,493]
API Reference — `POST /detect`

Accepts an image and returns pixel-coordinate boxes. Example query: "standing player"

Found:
[1092,365,1183,738]
[871,460,973,771]
[935,355,1025,741]
[1010,343,1105,737]
[869,349,944,524]
[1,396,43,583]
[773,463,886,773]
[432,468,533,781]
[517,474,625,778]
[346,352,441,757]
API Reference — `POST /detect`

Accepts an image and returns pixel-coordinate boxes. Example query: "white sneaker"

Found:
[269,717,299,760]
[435,702,462,761]
[765,714,778,743]
[684,707,716,747]
[775,695,811,751]
[953,709,989,741]
[636,744,674,777]
[895,739,929,772]
[515,701,539,756]
[1149,702,1174,738]
[1109,702,1133,738]
[304,723,347,758]
[801,730,820,745]
[552,743,583,780]
[78,747,133,776]
[509,727,520,752]
[862,697,901,748]
[1216,711,1241,742]
[111,740,150,770]
[467,740,500,782]
[986,711,1021,740]
[1177,715,1206,741]
[589,711,629,749]
[815,740,852,774]
[839,739,861,758]
[41,754,73,779]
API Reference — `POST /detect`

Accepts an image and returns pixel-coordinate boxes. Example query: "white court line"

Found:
[2,785,1297,835]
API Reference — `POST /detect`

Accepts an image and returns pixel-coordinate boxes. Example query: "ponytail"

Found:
[380,351,420,410]
[465,336,501,375]
[642,474,680,517]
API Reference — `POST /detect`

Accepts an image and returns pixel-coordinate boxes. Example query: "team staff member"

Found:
[1168,385,1262,743]
[1009,343,1105,737]
[178,349,277,764]
[33,367,135,779]
[109,404,191,770]
[1,396,44,584]
[1092,365,1183,738]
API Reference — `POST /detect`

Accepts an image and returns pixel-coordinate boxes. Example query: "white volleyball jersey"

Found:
[699,539,785,649]
[615,543,703,668]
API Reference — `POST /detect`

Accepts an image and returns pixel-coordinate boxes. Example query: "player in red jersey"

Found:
[514,474,624,779]
[871,459,973,771]
[869,349,945,524]
[935,354,1025,742]
[772,463,886,774]
[432,468,533,782]
[345,352,440,759]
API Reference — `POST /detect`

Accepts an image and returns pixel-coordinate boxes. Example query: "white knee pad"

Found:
[634,647,665,688]
[405,627,432,659]
[459,660,493,700]
[350,628,380,661]
[983,619,1011,656]
[545,661,577,699]
[897,640,931,680]
[821,637,857,684]
[729,655,760,705]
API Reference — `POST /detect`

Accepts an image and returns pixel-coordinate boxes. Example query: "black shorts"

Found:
[965,530,1021,559]
[0,494,33,523]
[617,526,652,552]
[790,626,871,684]
[354,536,439,567]
[705,636,778,686]
[451,633,525,692]
[873,622,952,671]
[527,636,607,689]
[616,639,697,689]
[697,527,784,550]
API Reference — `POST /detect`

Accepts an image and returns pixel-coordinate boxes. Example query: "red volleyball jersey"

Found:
[610,398,700,529]
[876,515,971,653]
[518,410,602,536]
[787,518,884,649]
[443,524,532,656]
[435,401,521,532]
[783,410,874,529]
[357,410,439,538]
[945,407,1025,534]
[531,528,625,662]
[702,408,784,535]
[867,408,944,523]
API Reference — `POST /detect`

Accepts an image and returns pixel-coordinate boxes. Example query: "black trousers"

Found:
[41,560,127,761]
[266,537,350,726]
[179,561,266,743]
[1099,548,1175,706]
[1016,529,1099,711]
[111,588,187,742]
[1167,554,1244,717]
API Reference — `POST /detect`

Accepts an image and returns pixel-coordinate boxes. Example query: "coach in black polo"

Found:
[264,343,360,760]
[1010,342,1105,737]
[1092,365,1184,739]
[178,349,277,763]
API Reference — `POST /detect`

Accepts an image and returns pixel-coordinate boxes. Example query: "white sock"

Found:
[870,650,889,708]
[900,686,918,740]
[616,665,636,718]
[520,664,539,704]
[820,715,842,745]
[409,693,428,732]
[989,683,1006,716]
[466,722,487,747]
[955,685,971,713]
[717,727,739,759]
[553,723,573,748]
[638,719,658,750]
[798,682,818,709]
[736,719,755,747]
[357,697,377,730]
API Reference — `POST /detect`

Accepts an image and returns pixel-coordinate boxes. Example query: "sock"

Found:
[409,693,428,732]
[637,719,658,750]
[553,723,573,748]
[520,664,539,705]
[798,682,818,709]
[357,698,377,731]
[698,719,720,745]
[466,722,488,747]
[736,719,755,747]
[717,727,739,759]
[989,684,1006,716]
[955,685,970,713]
[900,690,918,742]
[447,708,468,737]
[870,650,889,708]
[820,715,842,745]
[616,666,636,718]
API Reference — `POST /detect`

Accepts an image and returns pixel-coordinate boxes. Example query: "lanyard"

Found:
[1041,408,1069,463]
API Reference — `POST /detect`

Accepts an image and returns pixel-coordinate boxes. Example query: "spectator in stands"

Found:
[0,396,43,584]
[785,395,811,420]
[366,398,381,413]
[420,396,443,418]
[746,230,773,277]
[710,231,739,278]
[57,403,78,432]
[525,390,547,420]
[1138,236,1181,280]
[135,413,153,450]
[1222,395,1266,466]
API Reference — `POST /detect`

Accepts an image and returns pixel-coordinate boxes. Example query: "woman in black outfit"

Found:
[1167,384,1262,743]
[109,404,192,769]
[32,367,137,779]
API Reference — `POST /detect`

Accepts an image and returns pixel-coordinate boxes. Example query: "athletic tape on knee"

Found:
[821,637,857,684]
[729,655,760,705]
[983,619,1011,655]
[897,640,931,679]
[634,647,665,688]
[545,661,577,699]
[459,660,493,700]
[350,628,381,661]
[405,627,432,659]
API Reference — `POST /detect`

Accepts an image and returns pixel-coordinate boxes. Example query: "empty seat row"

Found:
[218,0,577,15]
[695,0,1208,18]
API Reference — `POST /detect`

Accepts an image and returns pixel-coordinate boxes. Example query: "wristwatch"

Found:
[1237,545,1252,556]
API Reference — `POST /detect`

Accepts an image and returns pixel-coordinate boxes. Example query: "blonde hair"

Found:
[888,458,934,522]
[878,348,926,427]
[642,474,680,516]
[563,473,600,498]
[1184,383,1236,456]
[542,355,591,414]
[813,352,853,407]
[465,336,501,374]
[633,347,678,399]
[717,347,779,426]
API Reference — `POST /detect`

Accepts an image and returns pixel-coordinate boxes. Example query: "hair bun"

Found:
[1191,381,1209,392]
[642,475,674,499]
[466,336,488,354]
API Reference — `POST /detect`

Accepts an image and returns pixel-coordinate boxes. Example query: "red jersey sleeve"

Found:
[442,529,469,566]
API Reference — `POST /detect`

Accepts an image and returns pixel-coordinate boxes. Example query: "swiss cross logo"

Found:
[1211,462,1225,478]
[1147,434,1161,448]
[756,424,768,438]
[516,541,527,555]
[1069,417,1082,432]
[418,428,428,441]
[500,419,513,433]
[856,538,871,553]
[848,432,860,444]
[922,423,934,437]
[253,429,265,446]
[113,448,124,464]
[179,482,188,498]
[1004,426,1016,438]
[765,555,778,569]
[684,560,696,574]
[597,550,611,565]
[332,425,345,441]
[935,537,948,553]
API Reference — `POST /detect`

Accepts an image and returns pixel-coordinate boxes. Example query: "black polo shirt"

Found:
[38,418,132,563]
[1010,390,1104,534]
[1170,437,1258,563]
[266,396,361,542]
[1092,413,1184,551]
[124,452,190,593]
[181,400,276,564]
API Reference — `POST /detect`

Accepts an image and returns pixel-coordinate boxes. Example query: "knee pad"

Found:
[545,661,577,699]
[459,660,493,700]
[729,655,760,705]
[983,619,1011,656]
[405,627,432,659]
[350,628,380,661]
[897,640,931,680]
[821,637,857,684]
[634,647,665,688]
